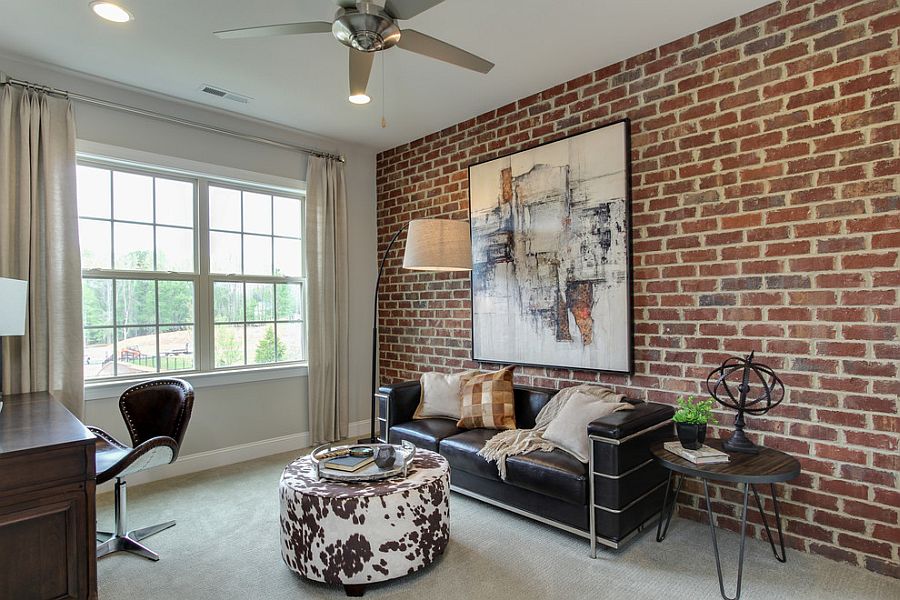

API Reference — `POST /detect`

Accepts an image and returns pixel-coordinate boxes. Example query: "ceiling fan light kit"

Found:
[214,0,493,107]
[90,1,133,23]
[333,3,401,53]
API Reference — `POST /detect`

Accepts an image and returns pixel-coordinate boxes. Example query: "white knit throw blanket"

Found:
[477,384,629,479]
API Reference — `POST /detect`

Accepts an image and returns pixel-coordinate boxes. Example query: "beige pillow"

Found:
[457,366,517,430]
[414,370,478,420]
[543,388,633,462]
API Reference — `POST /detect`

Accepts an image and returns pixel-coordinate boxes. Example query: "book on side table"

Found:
[664,441,730,464]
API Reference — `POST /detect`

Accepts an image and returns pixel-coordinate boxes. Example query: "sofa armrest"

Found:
[587,401,674,441]
[378,380,421,426]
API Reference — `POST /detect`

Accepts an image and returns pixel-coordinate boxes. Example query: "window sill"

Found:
[84,363,308,401]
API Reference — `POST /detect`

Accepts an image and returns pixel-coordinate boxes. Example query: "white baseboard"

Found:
[98,419,371,493]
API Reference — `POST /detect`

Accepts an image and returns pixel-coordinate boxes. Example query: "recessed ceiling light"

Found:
[348,94,371,105]
[90,1,133,23]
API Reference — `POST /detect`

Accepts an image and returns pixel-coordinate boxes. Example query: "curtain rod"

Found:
[0,73,345,163]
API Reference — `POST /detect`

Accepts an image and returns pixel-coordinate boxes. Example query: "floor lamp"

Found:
[0,277,28,411]
[368,219,472,443]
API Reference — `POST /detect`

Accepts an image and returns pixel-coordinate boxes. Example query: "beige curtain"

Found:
[305,156,350,443]
[0,85,84,417]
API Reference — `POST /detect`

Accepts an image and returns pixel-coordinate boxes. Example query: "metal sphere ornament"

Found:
[706,351,785,454]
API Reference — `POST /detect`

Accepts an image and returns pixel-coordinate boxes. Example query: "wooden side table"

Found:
[650,439,801,600]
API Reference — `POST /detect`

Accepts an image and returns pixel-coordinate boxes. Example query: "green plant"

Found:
[672,396,718,425]
[254,325,286,364]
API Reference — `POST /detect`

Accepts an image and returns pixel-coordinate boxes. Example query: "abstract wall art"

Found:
[468,119,633,373]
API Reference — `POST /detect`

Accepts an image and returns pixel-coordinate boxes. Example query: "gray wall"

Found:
[1,53,377,456]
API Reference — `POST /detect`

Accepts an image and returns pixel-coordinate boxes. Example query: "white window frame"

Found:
[77,142,308,400]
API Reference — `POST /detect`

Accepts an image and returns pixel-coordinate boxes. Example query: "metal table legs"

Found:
[655,470,683,542]
[655,475,788,600]
[703,480,751,600]
[752,483,788,563]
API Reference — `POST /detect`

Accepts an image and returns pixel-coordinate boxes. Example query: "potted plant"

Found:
[673,396,717,450]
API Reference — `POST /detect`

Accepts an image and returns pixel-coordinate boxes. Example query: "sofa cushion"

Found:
[439,429,502,481]
[513,386,557,429]
[389,418,464,452]
[414,370,479,420]
[504,450,587,505]
[458,366,517,430]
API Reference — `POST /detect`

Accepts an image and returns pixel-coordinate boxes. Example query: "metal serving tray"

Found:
[310,440,416,482]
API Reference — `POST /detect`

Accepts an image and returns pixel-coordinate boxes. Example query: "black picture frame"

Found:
[466,117,634,375]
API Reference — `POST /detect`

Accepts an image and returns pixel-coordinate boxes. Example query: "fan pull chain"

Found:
[381,51,387,128]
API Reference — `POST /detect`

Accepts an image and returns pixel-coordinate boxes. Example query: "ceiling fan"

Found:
[214,0,494,104]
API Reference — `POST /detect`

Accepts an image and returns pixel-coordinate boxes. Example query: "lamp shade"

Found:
[0,278,28,336]
[403,219,472,271]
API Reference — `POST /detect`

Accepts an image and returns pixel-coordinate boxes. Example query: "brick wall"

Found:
[375,0,899,577]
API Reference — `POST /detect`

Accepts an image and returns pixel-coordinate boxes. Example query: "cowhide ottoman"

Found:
[279,449,450,596]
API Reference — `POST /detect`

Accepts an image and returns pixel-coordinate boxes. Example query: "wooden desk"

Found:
[0,392,97,600]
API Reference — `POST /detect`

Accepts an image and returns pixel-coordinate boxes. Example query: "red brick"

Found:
[376,2,900,573]
[837,533,892,558]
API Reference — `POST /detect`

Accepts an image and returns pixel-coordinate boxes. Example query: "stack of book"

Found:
[324,454,375,472]
[664,441,730,464]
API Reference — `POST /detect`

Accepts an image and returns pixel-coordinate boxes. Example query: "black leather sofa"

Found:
[377,381,674,553]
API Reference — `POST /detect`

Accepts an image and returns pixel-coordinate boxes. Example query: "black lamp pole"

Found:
[369,223,407,443]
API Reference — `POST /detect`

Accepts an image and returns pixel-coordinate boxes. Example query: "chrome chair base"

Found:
[97,478,176,561]
[96,521,176,561]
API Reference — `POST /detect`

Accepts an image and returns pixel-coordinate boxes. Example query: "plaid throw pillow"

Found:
[457,366,517,430]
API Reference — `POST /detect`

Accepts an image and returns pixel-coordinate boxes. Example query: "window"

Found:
[77,160,305,381]
[208,184,305,368]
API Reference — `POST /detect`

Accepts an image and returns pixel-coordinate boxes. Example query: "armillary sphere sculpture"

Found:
[706,351,785,454]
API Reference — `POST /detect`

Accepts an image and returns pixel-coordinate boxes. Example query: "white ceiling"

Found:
[0,0,771,150]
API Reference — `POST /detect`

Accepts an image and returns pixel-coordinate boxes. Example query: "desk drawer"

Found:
[0,445,90,495]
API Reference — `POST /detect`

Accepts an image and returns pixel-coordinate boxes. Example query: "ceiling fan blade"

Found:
[214,22,333,40]
[349,49,375,98]
[384,0,446,19]
[397,29,494,74]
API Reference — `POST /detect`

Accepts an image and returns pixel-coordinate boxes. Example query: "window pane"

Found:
[83,278,113,327]
[214,281,243,323]
[79,219,112,269]
[244,234,272,276]
[246,283,274,322]
[209,231,241,274]
[84,328,114,379]
[242,192,272,234]
[274,238,302,277]
[114,222,154,270]
[158,280,194,324]
[215,324,245,367]
[113,171,154,223]
[155,178,194,227]
[277,322,303,362]
[209,186,241,231]
[159,325,194,372]
[77,166,111,219]
[116,279,156,326]
[156,226,194,272]
[117,327,158,376]
[276,283,303,321]
[273,196,301,238]
[248,323,277,364]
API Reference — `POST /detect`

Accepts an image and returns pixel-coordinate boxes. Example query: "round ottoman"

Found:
[279,448,450,596]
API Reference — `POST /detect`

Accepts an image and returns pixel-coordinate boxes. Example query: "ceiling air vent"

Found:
[199,84,251,104]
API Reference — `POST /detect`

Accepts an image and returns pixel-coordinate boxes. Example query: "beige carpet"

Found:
[96,450,899,600]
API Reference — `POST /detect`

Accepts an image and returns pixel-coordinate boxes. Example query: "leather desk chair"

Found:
[88,378,194,561]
